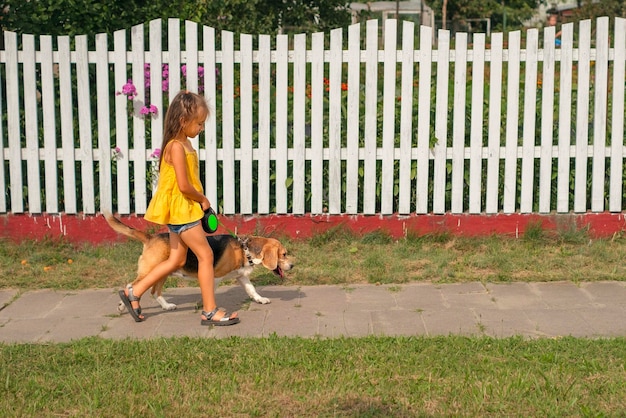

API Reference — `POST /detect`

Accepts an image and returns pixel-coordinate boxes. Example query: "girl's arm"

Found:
[169,142,211,211]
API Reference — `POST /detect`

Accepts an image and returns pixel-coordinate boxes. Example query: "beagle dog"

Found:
[104,213,293,311]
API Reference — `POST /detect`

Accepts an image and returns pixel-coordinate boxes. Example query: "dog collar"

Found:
[237,237,254,266]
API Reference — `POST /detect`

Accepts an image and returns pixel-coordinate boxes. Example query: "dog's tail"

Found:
[103,212,151,244]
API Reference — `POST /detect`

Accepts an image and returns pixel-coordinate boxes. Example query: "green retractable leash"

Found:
[201,206,238,238]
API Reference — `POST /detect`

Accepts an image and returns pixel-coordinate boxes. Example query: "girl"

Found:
[118,90,239,326]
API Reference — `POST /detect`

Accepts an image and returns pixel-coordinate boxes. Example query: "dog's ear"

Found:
[260,243,278,270]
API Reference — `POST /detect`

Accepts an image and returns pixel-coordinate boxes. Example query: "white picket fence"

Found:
[1,17,625,216]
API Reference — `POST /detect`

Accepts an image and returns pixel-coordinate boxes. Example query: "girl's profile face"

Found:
[182,109,208,138]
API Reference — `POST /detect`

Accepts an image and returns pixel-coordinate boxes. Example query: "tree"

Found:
[0,0,351,36]
[426,0,545,32]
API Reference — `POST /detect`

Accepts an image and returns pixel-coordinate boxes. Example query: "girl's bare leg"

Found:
[181,224,237,321]
[124,232,188,319]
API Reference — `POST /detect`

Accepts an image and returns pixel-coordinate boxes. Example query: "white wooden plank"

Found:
[149,19,163,156]
[520,29,538,213]
[22,34,42,213]
[381,20,397,215]
[310,32,325,214]
[574,20,591,213]
[328,28,343,214]
[58,36,77,214]
[292,33,306,214]
[256,34,271,214]
[202,25,219,210]
[468,33,485,214]
[539,26,556,213]
[433,29,450,214]
[168,19,181,102]
[591,17,609,212]
[451,32,467,214]
[131,24,147,213]
[486,32,503,214]
[5,31,23,212]
[398,20,415,215]
[185,21,199,151]
[221,30,236,214]
[0,44,4,213]
[557,23,574,212]
[503,31,521,213]
[113,28,130,214]
[240,33,254,214]
[609,18,626,212]
[95,32,113,213]
[275,34,289,214]
[363,19,379,214]
[345,24,361,214]
[39,35,58,213]
[415,25,433,214]
[76,35,96,214]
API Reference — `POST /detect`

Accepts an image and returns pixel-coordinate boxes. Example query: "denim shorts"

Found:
[167,220,200,234]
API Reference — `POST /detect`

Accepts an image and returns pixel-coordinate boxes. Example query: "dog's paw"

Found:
[254,296,271,304]
[155,295,177,311]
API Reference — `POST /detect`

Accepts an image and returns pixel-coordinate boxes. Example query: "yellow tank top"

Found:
[144,141,204,225]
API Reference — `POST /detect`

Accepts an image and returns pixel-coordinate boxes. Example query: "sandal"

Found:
[118,286,144,322]
[201,308,240,326]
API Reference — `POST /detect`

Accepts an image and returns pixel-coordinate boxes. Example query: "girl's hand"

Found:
[200,198,211,212]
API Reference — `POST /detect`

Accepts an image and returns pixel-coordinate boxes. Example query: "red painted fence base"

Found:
[2,212,626,244]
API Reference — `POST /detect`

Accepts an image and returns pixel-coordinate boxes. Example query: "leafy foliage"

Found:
[0,0,352,36]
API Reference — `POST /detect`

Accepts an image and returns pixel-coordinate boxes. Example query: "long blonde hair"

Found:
[159,90,210,167]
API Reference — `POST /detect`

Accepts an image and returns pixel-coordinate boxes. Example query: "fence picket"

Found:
[433,29,450,214]
[329,28,343,214]
[609,18,626,212]
[486,32,503,214]
[96,33,113,213]
[557,23,574,213]
[58,36,77,214]
[575,20,592,213]
[539,27,556,214]
[503,31,521,213]
[415,25,433,214]
[346,23,361,214]
[5,31,23,213]
[381,20,397,214]
[292,33,306,215]
[363,19,378,215]
[131,24,147,213]
[23,34,41,213]
[113,29,130,214]
[221,30,236,213]
[256,34,271,214]
[240,33,254,214]
[469,33,485,214]
[451,32,467,213]
[76,35,96,214]
[202,25,218,209]
[310,32,324,214]
[592,17,610,212]
[520,29,539,213]
[398,20,415,215]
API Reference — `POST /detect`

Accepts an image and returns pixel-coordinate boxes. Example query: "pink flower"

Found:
[140,106,150,115]
[150,148,161,159]
[181,65,187,77]
[121,80,137,99]
[149,104,158,114]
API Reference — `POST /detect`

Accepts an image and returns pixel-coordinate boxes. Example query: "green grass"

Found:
[1,336,625,416]
[2,226,626,290]
[2,228,626,416]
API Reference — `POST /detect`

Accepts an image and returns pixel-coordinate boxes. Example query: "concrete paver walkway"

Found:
[1,281,625,343]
